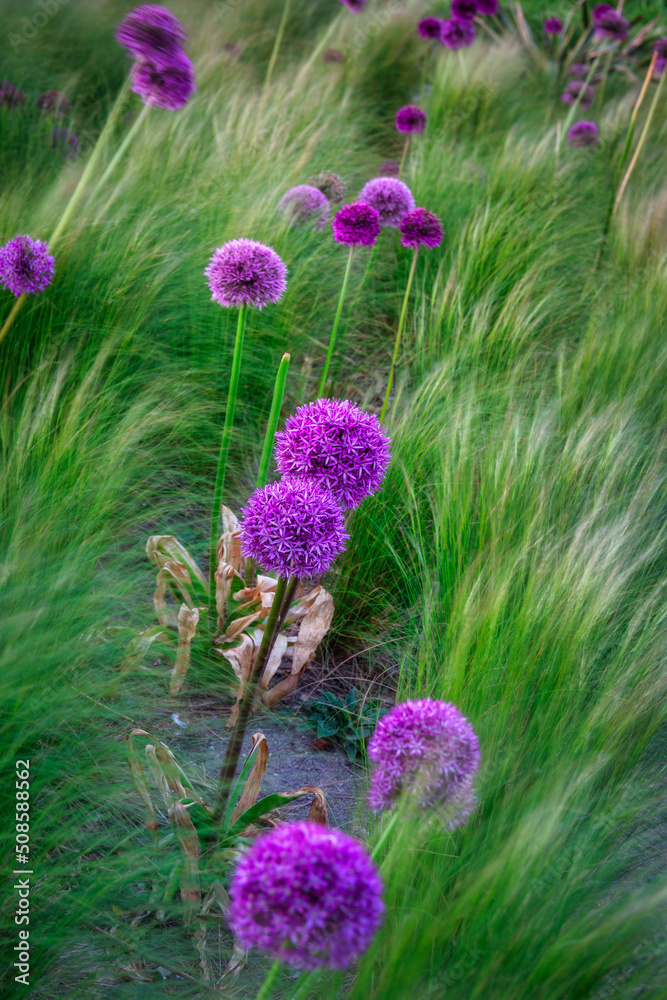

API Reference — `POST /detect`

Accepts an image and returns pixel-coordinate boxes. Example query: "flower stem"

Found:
[254,959,282,1000]
[89,102,152,215]
[208,305,247,627]
[557,54,600,158]
[0,294,26,349]
[371,810,400,860]
[613,69,665,218]
[264,0,292,92]
[318,246,354,397]
[380,249,418,424]
[615,50,658,187]
[399,135,411,177]
[257,353,291,488]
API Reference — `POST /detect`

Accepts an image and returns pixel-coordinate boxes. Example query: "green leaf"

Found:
[221,790,310,844]
[222,741,262,834]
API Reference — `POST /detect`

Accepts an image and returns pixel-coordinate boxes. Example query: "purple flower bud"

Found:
[229,822,384,969]
[323,48,345,64]
[0,81,24,109]
[418,17,445,39]
[399,207,444,249]
[654,37,667,59]
[569,63,589,78]
[544,17,563,34]
[476,0,498,13]
[332,202,381,247]
[451,0,478,20]
[205,239,287,310]
[395,104,427,134]
[440,17,476,49]
[279,185,330,231]
[130,53,196,110]
[358,177,415,228]
[561,80,595,109]
[37,90,71,116]
[240,479,348,578]
[592,4,629,42]
[338,0,367,11]
[115,4,186,64]
[0,235,55,297]
[275,397,391,510]
[567,121,599,148]
[310,171,347,204]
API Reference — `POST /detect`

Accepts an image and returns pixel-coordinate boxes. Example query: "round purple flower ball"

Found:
[418,17,445,39]
[396,104,427,135]
[569,63,589,79]
[451,0,478,21]
[0,81,24,109]
[544,17,563,34]
[338,0,367,11]
[37,90,71,116]
[240,479,348,578]
[229,822,384,970]
[654,37,667,67]
[115,4,186,63]
[0,235,55,298]
[593,4,629,42]
[275,398,391,511]
[130,53,196,110]
[567,121,599,149]
[310,171,347,204]
[476,0,498,13]
[205,239,287,310]
[332,202,381,247]
[440,17,476,49]
[358,177,415,228]
[279,185,330,231]
[399,208,444,250]
[368,698,481,826]
[561,80,595,109]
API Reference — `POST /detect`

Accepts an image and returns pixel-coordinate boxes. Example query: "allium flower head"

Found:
[396,104,427,134]
[654,36,667,72]
[440,17,476,49]
[0,82,24,109]
[544,17,563,34]
[358,177,415,228]
[338,0,367,11]
[275,398,391,510]
[37,90,71,116]
[368,698,481,826]
[205,239,287,309]
[569,63,589,78]
[310,171,347,203]
[399,208,444,249]
[451,0,478,20]
[279,185,330,231]
[379,160,400,177]
[476,0,498,13]
[0,235,55,297]
[323,48,344,63]
[593,4,629,41]
[229,822,383,970]
[418,17,445,39]
[240,479,348,578]
[115,4,186,63]
[332,202,381,247]
[52,127,79,158]
[567,121,599,148]
[561,80,595,109]
[131,54,196,110]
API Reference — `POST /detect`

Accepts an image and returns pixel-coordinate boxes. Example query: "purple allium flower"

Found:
[569,62,589,78]
[279,185,330,231]
[205,239,287,310]
[115,4,186,64]
[561,80,595,109]
[567,120,599,148]
[130,54,196,110]
[310,171,347,204]
[418,17,445,39]
[368,698,481,826]
[358,177,415,228]
[275,398,391,510]
[654,37,667,59]
[37,90,71,116]
[544,17,563,34]
[224,42,242,58]
[332,202,381,247]
[0,82,24,109]
[440,17,476,49]
[51,127,79,158]
[0,235,55,297]
[593,4,629,42]
[240,479,348,578]
[396,104,427,134]
[379,160,400,177]
[338,0,367,11]
[656,57,667,78]
[451,0,478,20]
[323,48,345,63]
[229,822,384,970]
[476,0,498,13]
[399,208,444,250]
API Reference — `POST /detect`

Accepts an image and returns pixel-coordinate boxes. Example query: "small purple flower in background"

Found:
[396,104,427,134]
[418,16,445,39]
[399,208,444,249]
[205,239,287,310]
[358,177,415,228]
[323,48,345,63]
[229,822,383,970]
[240,479,348,578]
[0,82,24,109]
[368,698,481,827]
[310,171,347,204]
[224,42,242,59]
[440,17,476,49]
[338,0,367,11]
[52,127,79,159]
[37,90,71,116]
[561,80,595,109]
[332,202,381,247]
[275,397,391,510]
[379,160,400,177]
[115,4,186,63]
[0,235,55,298]
[567,121,599,148]
[654,38,667,76]
[569,63,589,78]
[476,0,498,13]
[130,53,196,110]
[451,0,478,20]
[592,4,629,42]
[544,17,563,34]
[279,185,330,231]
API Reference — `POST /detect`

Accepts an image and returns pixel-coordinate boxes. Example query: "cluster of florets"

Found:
[396,104,427,135]
[440,17,476,50]
[205,239,287,309]
[544,17,563,35]
[0,81,24,109]
[332,202,381,246]
[567,121,599,149]
[0,235,55,297]
[358,178,415,228]
[561,80,595,109]
[37,90,71,116]
[279,185,330,231]
[116,5,195,110]
[452,0,478,19]
[593,4,629,42]
[399,208,444,250]
[310,171,347,203]
[655,37,667,76]
[338,0,367,10]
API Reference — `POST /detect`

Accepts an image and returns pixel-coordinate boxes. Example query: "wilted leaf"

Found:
[262,587,334,708]
[224,785,328,841]
[125,732,159,843]
[168,803,201,925]
[169,604,200,697]
[147,536,207,625]
[231,733,269,823]
[113,626,172,693]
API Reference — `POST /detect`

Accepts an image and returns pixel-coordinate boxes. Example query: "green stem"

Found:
[88,102,152,215]
[371,810,400,861]
[318,246,354,397]
[399,135,410,177]
[0,294,26,349]
[380,249,418,424]
[257,352,290,488]
[616,50,658,184]
[208,305,247,625]
[613,70,665,218]
[255,959,282,1000]
[264,0,292,92]
[558,54,600,157]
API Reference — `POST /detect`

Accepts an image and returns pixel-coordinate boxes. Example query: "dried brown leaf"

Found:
[169,604,200,697]
[169,803,201,927]
[231,733,269,822]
